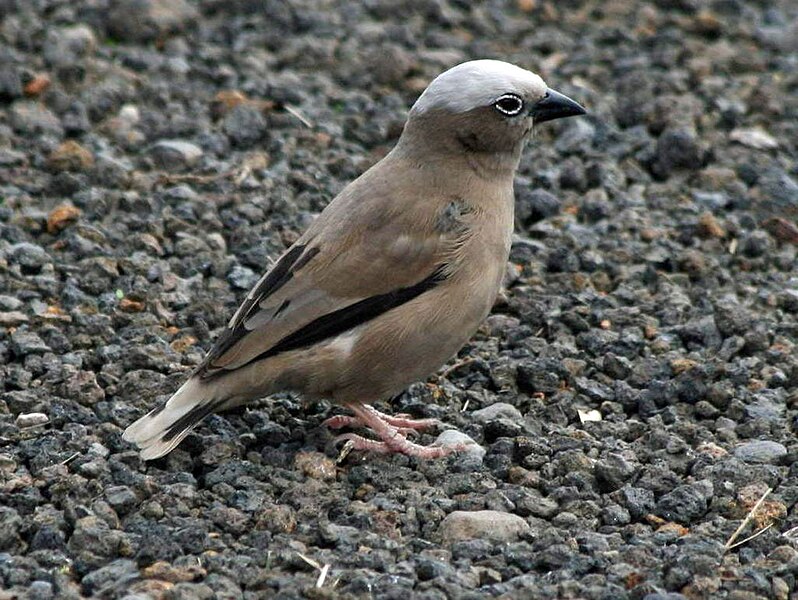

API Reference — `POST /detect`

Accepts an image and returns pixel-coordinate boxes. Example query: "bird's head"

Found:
[401,60,586,172]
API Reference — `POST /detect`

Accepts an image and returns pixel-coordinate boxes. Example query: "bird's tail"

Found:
[122,376,226,460]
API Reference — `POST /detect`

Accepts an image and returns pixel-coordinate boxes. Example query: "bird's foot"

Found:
[334,433,456,459]
[322,406,440,436]
[325,403,452,459]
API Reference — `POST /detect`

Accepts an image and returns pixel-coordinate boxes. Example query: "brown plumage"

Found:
[123,59,586,460]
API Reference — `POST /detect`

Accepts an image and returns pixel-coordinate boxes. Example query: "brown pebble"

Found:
[141,561,206,583]
[697,211,725,238]
[670,358,698,374]
[763,217,798,245]
[293,451,337,481]
[678,249,707,277]
[737,484,787,529]
[692,10,723,36]
[42,305,70,320]
[170,335,197,353]
[24,73,51,96]
[697,442,728,458]
[754,499,787,529]
[127,580,174,596]
[210,90,275,119]
[640,228,662,242]
[650,339,670,354]
[507,466,540,487]
[47,204,82,234]
[314,132,332,148]
[47,141,94,172]
[255,504,296,533]
[657,521,689,536]
[354,484,375,500]
[119,298,145,312]
[591,271,613,293]
[210,90,249,118]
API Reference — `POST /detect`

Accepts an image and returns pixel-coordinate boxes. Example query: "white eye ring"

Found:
[493,93,525,116]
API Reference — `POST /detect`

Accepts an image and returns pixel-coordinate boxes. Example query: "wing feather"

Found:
[197,160,473,379]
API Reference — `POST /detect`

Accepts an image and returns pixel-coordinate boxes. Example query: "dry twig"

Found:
[59,452,80,466]
[284,104,313,128]
[316,564,330,588]
[727,523,775,551]
[724,486,773,551]
[296,553,332,588]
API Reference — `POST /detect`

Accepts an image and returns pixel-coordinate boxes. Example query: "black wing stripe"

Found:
[291,245,320,273]
[240,265,448,368]
[161,397,228,442]
[239,243,308,322]
[273,299,291,317]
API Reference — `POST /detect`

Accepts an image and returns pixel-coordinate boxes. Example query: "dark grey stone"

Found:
[10,243,49,270]
[653,127,702,177]
[595,453,637,492]
[0,507,23,552]
[10,330,51,356]
[656,481,713,524]
[223,105,268,148]
[515,186,562,225]
[107,0,198,42]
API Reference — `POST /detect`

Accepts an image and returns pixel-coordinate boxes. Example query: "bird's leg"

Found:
[375,410,441,431]
[328,403,455,459]
[322,414,361,429]
[323,414,416,437]
[322,405,439,435]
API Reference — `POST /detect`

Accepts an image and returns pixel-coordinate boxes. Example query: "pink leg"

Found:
[322,406,439,434]
[328,403,459,459]
[324,415,418,437]
[377,412,440,431]
[322,414,360,429]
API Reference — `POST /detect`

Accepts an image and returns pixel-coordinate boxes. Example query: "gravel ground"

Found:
[1,0,798,598]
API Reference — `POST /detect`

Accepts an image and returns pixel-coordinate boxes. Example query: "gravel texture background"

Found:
[2,0,798,598]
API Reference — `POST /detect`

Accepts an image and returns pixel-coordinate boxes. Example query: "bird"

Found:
[123,59,586,461]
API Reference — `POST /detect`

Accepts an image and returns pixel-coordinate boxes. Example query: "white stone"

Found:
[730,127,778,150]
[471,402,523,423]
[439,510,529,543]
[434,430,485,461]
[15,413,49,428]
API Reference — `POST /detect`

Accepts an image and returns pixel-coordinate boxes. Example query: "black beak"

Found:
[530,88,586,124]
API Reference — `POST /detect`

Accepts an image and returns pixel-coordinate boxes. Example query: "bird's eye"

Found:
[493,94,524,116]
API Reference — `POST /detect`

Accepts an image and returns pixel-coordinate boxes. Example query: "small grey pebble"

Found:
[148,140,203,170]
[439,510,529,544]
[471,402,522,423]
[734,440,787,464]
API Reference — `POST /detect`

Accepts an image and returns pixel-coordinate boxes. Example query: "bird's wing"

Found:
[196,191,464,378]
